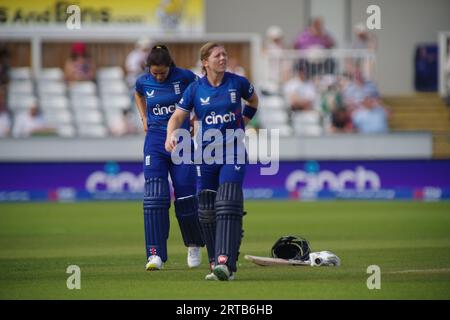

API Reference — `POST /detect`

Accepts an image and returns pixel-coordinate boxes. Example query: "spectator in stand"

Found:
[12,103,55,137]
[342,66,379,111]
[64,42,96,82]
[294,18,336,76]
[283,61,318,112]
[265,25,285,52]
[0,90,11,137]
[349,23,377,79]
[294,17,335,50]
[330,107,353,133]
[263,25,292,84]
[351,90,389,134]
[125,38,152,89]
[109,108,138,136]
[352,23,377,50]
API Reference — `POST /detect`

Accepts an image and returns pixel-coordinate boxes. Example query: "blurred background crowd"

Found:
[0,0,448,151]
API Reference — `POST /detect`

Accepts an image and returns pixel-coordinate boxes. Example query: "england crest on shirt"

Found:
[173,82,181,95]
[229,89,237,103]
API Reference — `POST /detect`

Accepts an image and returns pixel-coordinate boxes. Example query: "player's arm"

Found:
[134,92,148,132]
[242,92,259,126]
[165,108,189,152]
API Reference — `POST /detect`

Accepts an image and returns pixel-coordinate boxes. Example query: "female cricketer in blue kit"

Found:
[134,45,204,271]
[166,42,259,281]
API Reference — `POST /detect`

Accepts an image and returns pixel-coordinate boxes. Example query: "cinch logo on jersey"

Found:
[205,111,236,125]
[152,104,176,115]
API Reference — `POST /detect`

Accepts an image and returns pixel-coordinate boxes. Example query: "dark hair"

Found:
[145,45,176,68]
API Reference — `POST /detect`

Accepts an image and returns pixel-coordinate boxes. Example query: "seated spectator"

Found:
[342,67,379,111]
[109,108,138,136]
[0,90,11,137]
[294,17,335,50]
[283,61,318,112]
[330,107,353,133]
[64,42,96,82]
[125,38,152,89]
[320,76,342,114]
[351,91,389,134]
[12,104,55,137]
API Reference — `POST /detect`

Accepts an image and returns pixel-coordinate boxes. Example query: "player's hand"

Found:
[165,134,177,152]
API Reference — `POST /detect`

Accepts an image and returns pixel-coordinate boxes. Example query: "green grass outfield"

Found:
[0,201,449,300]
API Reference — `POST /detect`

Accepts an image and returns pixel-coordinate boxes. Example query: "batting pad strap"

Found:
[143,177,170,209]
[174,195,198,216]
[215,183,243,215]
[174,195,204,247]
[198,190,217,222]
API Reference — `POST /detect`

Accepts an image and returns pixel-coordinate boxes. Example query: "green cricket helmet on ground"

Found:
[271,235,311,261]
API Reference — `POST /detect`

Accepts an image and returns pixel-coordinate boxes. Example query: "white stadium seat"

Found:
[98,81,129,95]
[101,95,132,110]
[9,67,32,81]
[40,96,70,110]
[260,96,286,110]
[78,124,108,137]
[38,81,66,96]
[69,81,97,95]
[8,95,37,111]
[293,124,323,136]
[8,81,34,94]
[37,68,64,81]
[258,110,289,124]
[42,109,73,124]
[70,95,100,110]
[74,109,103,124]
[291,111,321,125]
[97,67,124,81]
[57,125,77,137]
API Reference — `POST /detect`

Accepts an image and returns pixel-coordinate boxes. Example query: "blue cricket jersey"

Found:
[135,67,198,133]
[177,72,254,151]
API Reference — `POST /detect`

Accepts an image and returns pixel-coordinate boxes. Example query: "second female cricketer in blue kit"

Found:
[166,42,259,281]
[134,45,204,271]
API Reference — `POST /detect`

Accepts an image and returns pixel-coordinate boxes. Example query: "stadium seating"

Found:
[5,66,138,137]
[257,95,292,136]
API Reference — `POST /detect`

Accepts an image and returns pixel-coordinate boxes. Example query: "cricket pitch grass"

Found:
[0,201,449,299]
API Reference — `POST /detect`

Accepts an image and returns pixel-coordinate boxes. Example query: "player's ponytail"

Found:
[146,44,176,68]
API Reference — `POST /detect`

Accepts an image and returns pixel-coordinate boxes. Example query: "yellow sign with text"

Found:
[0,0,204,32]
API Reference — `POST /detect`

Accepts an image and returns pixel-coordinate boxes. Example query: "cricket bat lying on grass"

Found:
[244,255,310,266]
[245,251,341,267]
